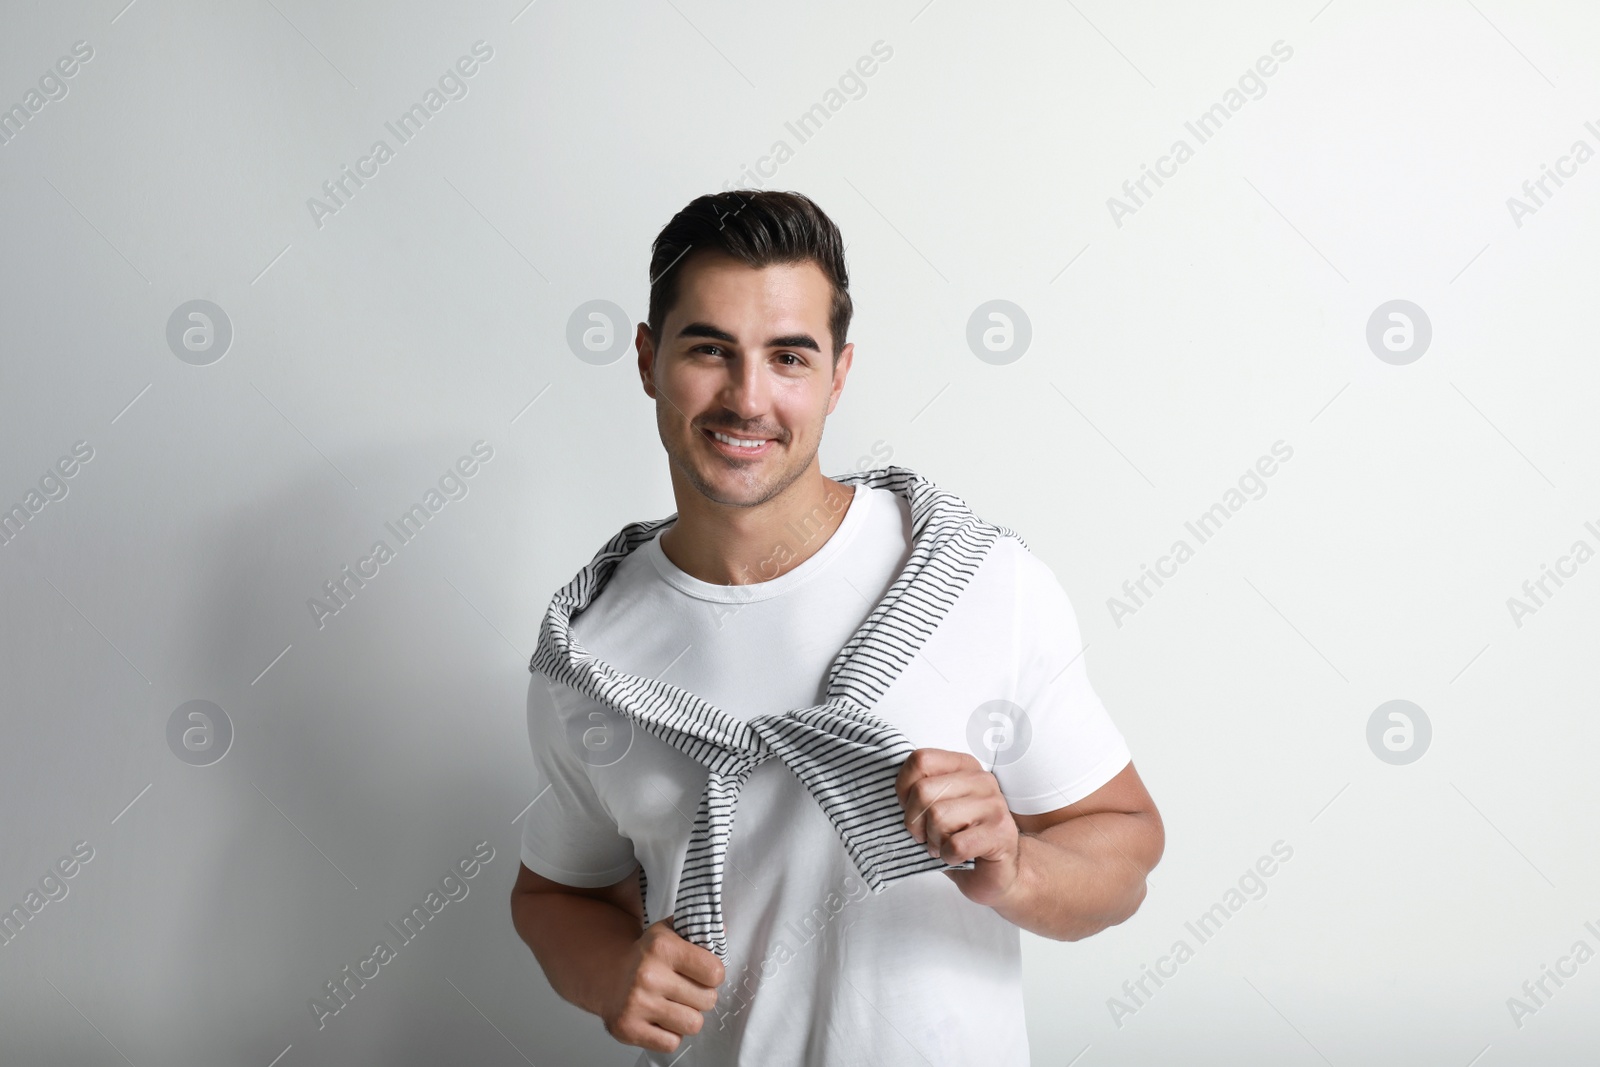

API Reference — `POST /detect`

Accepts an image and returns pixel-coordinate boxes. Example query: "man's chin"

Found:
[681,447,801,508]
[689,467,775,508]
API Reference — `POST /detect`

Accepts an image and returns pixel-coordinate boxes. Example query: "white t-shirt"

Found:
[521,482,1132,1066]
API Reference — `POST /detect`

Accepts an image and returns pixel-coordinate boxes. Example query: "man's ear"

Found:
[636,322,657,397]
[826,341,855,415]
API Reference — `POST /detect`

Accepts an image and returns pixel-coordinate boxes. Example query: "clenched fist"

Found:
[599,915,726,1054]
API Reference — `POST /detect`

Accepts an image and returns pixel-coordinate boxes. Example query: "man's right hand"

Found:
[599,915,726,1053]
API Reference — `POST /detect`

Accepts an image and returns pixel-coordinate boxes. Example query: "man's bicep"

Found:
[1012,760,1165,884]
[1012,759,1156,834]
[513,860,644,923]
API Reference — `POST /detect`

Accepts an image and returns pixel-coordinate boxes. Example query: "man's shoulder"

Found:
[994,533,1050,582]
[959,528,1043,587]
[970,533,1086,625]
[561,533,662,634]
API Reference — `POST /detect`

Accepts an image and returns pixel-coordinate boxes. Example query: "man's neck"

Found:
[658,465,858,586]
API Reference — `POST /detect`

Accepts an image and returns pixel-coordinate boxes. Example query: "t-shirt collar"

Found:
[643,483,871,604]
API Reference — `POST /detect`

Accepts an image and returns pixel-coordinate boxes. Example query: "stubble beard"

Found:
[660,400,821,510]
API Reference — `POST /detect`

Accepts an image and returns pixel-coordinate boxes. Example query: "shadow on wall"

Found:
[36,437,640,1066]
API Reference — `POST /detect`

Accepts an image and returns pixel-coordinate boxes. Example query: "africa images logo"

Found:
[309,841,495,1030]
[306,41,494,230]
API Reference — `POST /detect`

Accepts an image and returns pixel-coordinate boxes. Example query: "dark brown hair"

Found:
[646,190,853,364]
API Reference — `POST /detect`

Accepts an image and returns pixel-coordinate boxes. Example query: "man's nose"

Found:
[719,353,770,417]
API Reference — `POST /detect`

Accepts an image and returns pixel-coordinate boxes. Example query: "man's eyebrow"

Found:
[768,333,821,352]
[676,322,737,344]
[676,322,821,353]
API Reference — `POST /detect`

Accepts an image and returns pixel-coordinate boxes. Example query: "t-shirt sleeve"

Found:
[993,541,1132,816]
[519,673,640,887]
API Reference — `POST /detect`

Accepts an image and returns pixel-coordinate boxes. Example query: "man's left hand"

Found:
[894,747,1022,908]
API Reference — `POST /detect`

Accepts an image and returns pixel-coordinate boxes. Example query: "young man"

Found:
[510,190,1163,1065]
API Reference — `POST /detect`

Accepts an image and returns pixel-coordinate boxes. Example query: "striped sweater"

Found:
[528,465,1025,962]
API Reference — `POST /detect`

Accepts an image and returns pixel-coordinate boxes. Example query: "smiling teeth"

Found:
[711,431,767,449]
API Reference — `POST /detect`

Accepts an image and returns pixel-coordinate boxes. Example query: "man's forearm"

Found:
[990,811,1160,941]
[510,890,641,1016]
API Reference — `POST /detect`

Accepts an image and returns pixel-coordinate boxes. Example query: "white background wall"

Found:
[2,0,1597,1063]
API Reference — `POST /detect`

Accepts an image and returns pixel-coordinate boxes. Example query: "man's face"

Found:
[638,252,853,509]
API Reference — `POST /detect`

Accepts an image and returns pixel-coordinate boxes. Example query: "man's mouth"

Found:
[702,427,777,458]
